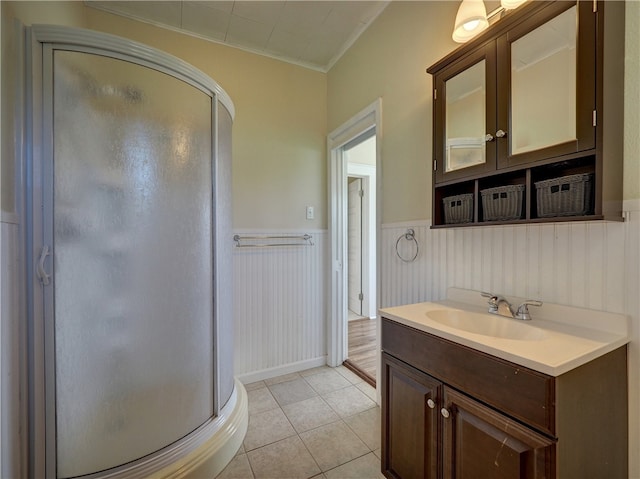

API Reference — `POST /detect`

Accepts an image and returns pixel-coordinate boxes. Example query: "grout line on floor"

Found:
[224,365,381,479]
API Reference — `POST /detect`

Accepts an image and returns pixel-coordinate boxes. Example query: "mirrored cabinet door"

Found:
[497,1,596,167]
[510,6,577,155]
[446,61,486,172]
[434,44,497,183]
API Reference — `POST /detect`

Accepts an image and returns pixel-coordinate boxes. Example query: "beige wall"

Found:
[13,1,634,227]
[625,1,640,201]
[2,1,327,230]
[328,1,460,223]
[82,8,328,230]
[3,1,86,27]
[328,1,640,224]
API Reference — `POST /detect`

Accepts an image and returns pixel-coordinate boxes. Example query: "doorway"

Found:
[327,99,381,391]
[344,135,377,383]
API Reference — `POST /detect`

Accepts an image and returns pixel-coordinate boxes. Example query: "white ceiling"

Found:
[86,1,390,72]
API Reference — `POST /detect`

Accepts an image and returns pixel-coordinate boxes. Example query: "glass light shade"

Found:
[501,0,528,9]
[453,0,489,43]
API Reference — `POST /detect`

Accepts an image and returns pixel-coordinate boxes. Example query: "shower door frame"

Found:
[26,25,235,479]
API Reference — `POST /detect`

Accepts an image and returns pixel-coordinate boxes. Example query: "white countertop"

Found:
[379,288,630,377]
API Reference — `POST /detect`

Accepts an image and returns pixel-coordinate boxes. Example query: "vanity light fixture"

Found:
[452,0,529,43]
[452,0,489,43]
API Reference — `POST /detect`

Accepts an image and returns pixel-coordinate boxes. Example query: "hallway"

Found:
[345,317,377,384]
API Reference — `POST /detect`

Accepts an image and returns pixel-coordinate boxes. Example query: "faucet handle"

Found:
[480,292,499,312]
[515,300,543,320]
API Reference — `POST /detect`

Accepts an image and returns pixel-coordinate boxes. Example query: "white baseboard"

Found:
[236,356,327,384]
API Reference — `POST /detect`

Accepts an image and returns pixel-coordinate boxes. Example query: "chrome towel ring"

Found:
[395,228,419,263]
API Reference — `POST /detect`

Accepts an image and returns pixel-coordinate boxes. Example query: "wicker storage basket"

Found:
[442,193,473,224]
[480,184,525,221]
[535,173,593,217]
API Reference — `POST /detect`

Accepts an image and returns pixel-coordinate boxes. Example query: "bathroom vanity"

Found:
[380,289,629,479]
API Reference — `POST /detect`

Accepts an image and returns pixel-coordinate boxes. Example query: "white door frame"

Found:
[327,99,381,372]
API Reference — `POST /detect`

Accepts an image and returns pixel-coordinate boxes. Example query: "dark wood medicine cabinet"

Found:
[427,0,625,227]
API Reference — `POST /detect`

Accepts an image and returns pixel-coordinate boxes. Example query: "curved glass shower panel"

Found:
[53,50,214,477]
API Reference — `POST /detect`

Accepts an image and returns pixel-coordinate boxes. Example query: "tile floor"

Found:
[216,365,383,479]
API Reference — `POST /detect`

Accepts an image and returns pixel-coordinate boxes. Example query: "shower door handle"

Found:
[37,245,51,286]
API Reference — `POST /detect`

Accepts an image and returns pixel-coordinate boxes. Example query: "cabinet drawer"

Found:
[381,318,555,436]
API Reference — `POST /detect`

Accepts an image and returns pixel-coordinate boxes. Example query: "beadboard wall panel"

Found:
[232,231,327,381]
[1,221,24,479]
[381,217,634,314]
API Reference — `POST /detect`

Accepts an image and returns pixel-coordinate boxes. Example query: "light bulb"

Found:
[463,20,480,31]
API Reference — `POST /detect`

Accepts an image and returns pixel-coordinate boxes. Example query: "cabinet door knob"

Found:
[496,129,507,138]
[484,133,495,142]
[441,408,450,418]
[427,399,436,409]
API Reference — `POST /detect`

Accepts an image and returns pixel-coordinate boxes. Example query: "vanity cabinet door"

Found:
[382,353,441,479]
[433,43,497,184]
[442,387,556,479]
[496,1,596,168]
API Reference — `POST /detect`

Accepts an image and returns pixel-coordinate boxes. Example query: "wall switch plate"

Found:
[306,206,314,220]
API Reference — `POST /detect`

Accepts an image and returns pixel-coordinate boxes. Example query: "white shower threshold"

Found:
[160,379,249,478]
[97,379,248,479]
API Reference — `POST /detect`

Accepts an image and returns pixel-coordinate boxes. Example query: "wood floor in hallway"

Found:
[345,317,377,385]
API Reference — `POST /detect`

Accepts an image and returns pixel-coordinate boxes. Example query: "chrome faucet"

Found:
[480,292,542,321]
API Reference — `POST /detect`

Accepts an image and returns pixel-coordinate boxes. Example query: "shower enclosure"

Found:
[25,26,245,478]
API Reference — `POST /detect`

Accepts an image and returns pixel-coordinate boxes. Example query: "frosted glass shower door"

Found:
[51,50,214,478]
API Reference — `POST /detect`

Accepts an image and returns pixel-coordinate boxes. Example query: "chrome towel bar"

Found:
[233,234,314,248]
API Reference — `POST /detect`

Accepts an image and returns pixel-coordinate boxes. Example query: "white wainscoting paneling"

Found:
[1,221,24,479]
[382,203,640,477]
[232,231,327,383]
[382,218,633,313]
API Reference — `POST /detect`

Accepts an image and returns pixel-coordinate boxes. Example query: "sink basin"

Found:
[426,309,548,341]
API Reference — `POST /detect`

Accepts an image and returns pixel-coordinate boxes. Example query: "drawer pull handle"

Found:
[427,399,436,409]
[441,408,450,419]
